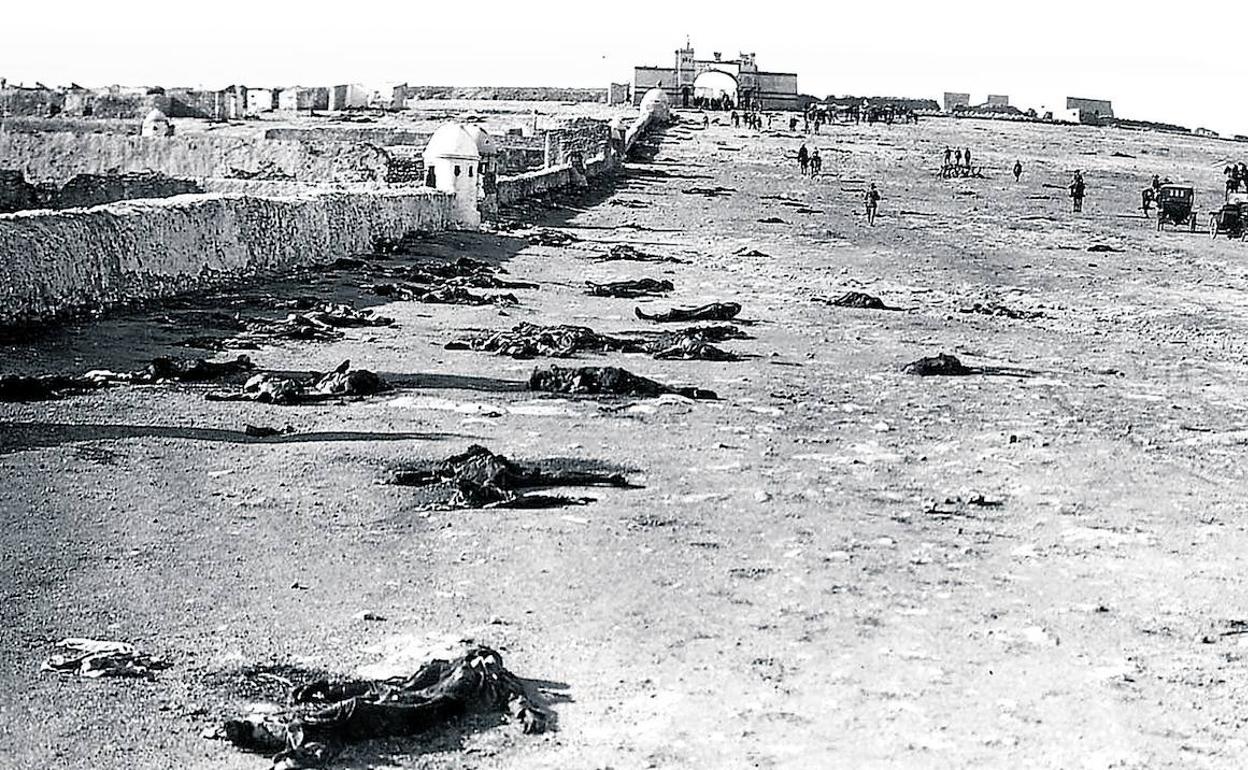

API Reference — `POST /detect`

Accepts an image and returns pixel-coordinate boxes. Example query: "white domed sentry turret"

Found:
[640,88,671,123]
[423,123,482,229]
[141,108,173,137]
[461,125,499,218]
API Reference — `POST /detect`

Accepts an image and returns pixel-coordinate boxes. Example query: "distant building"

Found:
[328,84,369,111]
[1066,97,1114,124]
[245,88,276,116]
[632,42,799,111]
[278,86,330,112]
[943,92,971,112]
[607,82,630,106]
[1194,127,1219,138]
[986,94,1009,107]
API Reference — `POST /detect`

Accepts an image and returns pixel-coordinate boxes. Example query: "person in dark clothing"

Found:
[865,183,881,226]
[797,143,809,176]
[964,148,972,170]
[1013,160,1023,182]
[1070,171,1086,213]
[810,149,822,176]
[954,148,963,169]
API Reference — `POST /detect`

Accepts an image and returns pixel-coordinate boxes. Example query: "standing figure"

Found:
[954,148,964,170]
[865,183,881,226]
[1070,171,1086,213]
[798,143,810,176]
[811,149,822,176]
[1013,160,1023,182]
[964,147,973,171]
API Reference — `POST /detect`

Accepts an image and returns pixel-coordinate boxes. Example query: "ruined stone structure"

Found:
[632,42,798,111]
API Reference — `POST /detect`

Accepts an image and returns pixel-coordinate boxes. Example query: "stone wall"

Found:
[0,132,391,185]
[397,86,607,102]
[0,189,453,325]
[263,127,433,146]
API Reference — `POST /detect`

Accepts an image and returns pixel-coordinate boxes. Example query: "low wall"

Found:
[0,188,453,325]
[496,153,617,206]
[0,131,390,185]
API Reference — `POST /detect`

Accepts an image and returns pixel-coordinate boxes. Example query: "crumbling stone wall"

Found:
[0,171,39,213]
[0,132,391,185]
[0,189,453,325]
[264,127,433,146]
[0,170,202,212]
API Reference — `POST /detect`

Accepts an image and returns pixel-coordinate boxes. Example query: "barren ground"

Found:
[4,112,1248,769]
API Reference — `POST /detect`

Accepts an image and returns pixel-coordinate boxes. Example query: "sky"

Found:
[4,0,1246,136]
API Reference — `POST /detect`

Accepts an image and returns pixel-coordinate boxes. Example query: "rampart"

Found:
[0,189,452,325]
[0,132,391,185]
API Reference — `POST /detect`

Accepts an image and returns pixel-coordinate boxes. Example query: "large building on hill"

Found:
[1066,97,1114,123]
[632,42,798,111]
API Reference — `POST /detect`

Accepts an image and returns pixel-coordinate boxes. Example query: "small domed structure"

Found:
[423,123,480,161]
[640,88,671,122]
[423,122,483,229]
[461,125,497,157]
[141,108,173,137]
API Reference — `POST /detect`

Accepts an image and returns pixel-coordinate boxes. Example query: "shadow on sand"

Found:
[0,421,457,456]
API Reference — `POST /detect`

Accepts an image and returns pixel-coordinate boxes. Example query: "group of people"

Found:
[1225,163,1248,196]
[796,144,823,176]
[731,111,770,130]
[940,146,977,178]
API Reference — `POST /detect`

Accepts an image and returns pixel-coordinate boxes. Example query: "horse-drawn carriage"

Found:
[1156,185,1198,231]
[1210,193,1248,239]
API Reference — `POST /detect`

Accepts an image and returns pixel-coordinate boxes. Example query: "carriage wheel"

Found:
[1210,216,1219,238]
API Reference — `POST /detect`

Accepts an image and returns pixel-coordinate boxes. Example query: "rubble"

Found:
[445,323,638,358]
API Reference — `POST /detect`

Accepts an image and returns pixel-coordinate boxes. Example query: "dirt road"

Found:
[4,114,1248,769]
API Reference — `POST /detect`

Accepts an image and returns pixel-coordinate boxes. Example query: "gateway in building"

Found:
[632,41,798,111]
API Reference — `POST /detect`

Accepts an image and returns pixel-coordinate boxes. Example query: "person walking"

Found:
[798,143,810,176]
[1070,171,1086,213]
[865,183,881,226]
[1013,160,1023,182]
[810,149,822,176]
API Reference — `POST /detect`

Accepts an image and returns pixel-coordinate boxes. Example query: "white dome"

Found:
[462,125,497,156]
[640,88,670,109]
[143,108,169,123]
[423,123,480,160]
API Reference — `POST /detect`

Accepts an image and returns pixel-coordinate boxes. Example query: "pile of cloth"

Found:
[0,355,255,401]
[585,278,674,299]
[634,302,742,323]
[213,646,547,768]
[529,365,717,400]
[388,444,635,509]
[590,244,686,264]
[206,360,388,405]
[363,283,517,306]
[446,323,744,362]
[41,638,169,679]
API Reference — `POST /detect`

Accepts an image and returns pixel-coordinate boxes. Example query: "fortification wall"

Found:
[0,189,453,325]
[0,132,390,185]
